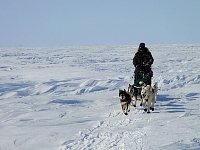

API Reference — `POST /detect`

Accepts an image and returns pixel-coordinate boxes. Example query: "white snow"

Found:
[0,45,200,150]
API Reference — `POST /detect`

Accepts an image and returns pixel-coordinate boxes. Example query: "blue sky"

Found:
[0,0,200,47]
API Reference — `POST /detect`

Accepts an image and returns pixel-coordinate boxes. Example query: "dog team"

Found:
[119,43,157,115]
[119,81,158,115]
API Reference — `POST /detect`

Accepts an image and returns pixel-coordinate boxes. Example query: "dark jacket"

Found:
[133,47,154,73]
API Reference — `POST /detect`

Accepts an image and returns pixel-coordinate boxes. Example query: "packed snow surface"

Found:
[0,44,200,150]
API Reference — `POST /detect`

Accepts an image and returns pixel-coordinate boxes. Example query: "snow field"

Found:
[0,45,200,150]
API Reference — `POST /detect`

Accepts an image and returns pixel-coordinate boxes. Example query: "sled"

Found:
[133,72,152,100]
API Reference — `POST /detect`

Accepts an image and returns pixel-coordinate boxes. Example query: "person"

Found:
[133,43,154,87]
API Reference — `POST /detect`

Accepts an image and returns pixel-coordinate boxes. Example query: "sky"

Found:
[0,0,200,47]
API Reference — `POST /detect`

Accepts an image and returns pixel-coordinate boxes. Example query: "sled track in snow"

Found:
[59,109,150,150]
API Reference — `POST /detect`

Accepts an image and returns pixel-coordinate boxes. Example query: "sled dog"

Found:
[119,89,131,115]
[127,84,137,107]
[140,82,158,113]
[128,84,144,107]
[151,82,158,103]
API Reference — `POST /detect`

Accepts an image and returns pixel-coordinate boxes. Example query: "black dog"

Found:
[119,89,132,115]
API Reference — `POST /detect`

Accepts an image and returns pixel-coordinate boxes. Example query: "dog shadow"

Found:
[157,95,186,113]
